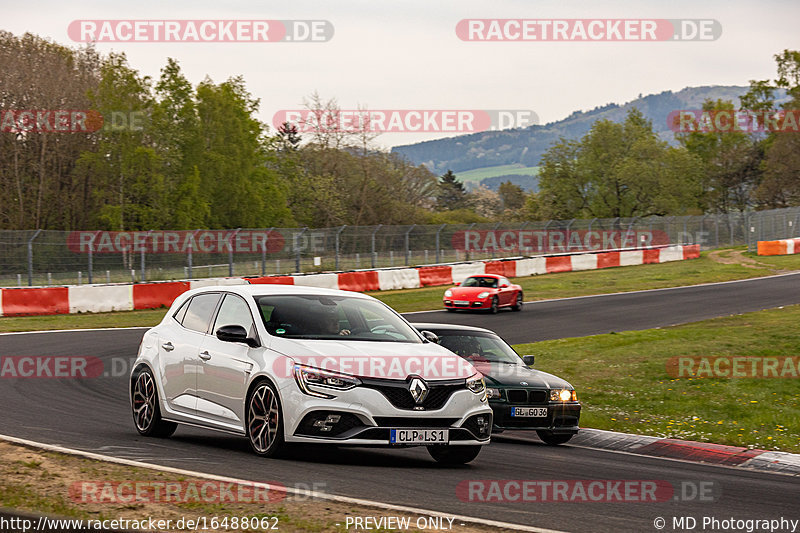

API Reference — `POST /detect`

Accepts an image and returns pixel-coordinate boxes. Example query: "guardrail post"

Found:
[335,225,346,270]
[404,224,415,266]
[262,227,274,276]
[295,227,307,273]
[371,225,382,268]
[27,229,42,286]
[87,231,99,284]
[141,230,153,282]
[228,228,241,277]
[435,224,446,263]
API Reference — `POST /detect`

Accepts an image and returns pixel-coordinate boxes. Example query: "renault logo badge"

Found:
[408,377,429,404]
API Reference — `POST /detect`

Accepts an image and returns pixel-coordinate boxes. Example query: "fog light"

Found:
[313,414,341,432]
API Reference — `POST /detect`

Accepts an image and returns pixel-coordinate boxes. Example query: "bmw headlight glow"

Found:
[466,374,486,395]
[477,291,490,299]
[486,387,502,399]
[444,289,453,297]
[550,388,576,402]
[293,364,360,398]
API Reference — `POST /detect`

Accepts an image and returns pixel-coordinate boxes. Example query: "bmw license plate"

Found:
[390,429,449,444]
[511,407,548,417]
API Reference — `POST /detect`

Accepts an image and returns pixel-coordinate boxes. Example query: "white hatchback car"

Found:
[130,284,492,463]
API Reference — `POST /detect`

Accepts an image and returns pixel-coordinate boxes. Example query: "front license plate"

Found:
[390,429,449,444]
[511,407,548,418]
[454,300,470,306]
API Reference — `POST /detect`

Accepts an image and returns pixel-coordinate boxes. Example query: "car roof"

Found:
[411,322,498,335]
[465,274,502,279]
[182,283,374,300]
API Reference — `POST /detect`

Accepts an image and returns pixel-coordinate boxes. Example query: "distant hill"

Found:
[391,86,781,187]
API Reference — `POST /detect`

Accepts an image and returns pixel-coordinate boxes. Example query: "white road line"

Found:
[0,326,150,335]
[0,434,568,533]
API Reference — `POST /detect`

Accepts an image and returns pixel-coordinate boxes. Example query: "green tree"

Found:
[436,170,469,210]
[538,108,702,219]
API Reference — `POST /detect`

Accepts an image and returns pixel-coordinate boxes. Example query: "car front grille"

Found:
[373,417,459,427]
[506,389,548,404]
[361,377,465,410]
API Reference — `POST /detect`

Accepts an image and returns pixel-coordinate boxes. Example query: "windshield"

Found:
[461,276,498,288]
[256,294,422,343]
[434,331,521,365]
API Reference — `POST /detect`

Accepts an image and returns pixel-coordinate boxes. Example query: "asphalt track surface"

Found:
[1,273,800,532]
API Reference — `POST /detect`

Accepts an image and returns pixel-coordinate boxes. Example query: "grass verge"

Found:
[513,304,800,453]
[0,441,507,533]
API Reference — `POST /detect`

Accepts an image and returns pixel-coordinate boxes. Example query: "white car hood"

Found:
[269,337,477,381]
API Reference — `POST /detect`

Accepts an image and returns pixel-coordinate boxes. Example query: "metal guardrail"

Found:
[0,208,796,287]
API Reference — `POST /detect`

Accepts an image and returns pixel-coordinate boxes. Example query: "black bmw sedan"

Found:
[412,322,581,444]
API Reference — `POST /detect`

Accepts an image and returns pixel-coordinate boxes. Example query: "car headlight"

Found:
[444,289,453,297]
[486,387,502,399]
[550,389,575,402]
[477,291,490,299]
[466,374,486,395]
[293,364,360,398]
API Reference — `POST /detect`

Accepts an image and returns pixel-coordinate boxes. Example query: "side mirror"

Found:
[522,355,535,367]
[420,330,440,343]
[216,325,259,348]
[500,283,509,288]
[454,282,461,286]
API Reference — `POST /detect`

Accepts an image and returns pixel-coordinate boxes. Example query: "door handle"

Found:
[162,342,174,352]
[199,351,212,361]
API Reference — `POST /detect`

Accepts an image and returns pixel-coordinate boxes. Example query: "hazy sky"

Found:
[4,0,798,148]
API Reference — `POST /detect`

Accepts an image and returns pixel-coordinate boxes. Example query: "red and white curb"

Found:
[501,428,800,476]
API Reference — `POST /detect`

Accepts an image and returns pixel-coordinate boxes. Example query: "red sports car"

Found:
[443,274,523,313]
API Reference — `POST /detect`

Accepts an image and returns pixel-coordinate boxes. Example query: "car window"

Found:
[213,293,255,335]
[462,276,498,288]
[256,294,421,343]
[173,297,190,324]
[181,293,221,333]
[435,332,521,365]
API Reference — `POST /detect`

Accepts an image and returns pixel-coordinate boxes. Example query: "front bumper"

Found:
[443,298,491,310]
[281,383,493,446]
[490,400,581,433]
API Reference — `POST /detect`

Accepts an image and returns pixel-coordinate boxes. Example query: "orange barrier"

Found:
[597,251,621,269]
[2,287,70,316]
[418,265,453,286]
[132,282,191,310]
[757,240,788,256]
[682,244,701,259]
[545,255,572,273]
[247,276,295,285]
[484,261,517,278]
[337,271,380,292]
[642,249,661,264]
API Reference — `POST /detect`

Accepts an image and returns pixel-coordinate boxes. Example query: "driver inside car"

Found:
[441,336,487,362]
[319,307,351,336]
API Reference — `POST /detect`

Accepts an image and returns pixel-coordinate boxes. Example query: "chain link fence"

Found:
[0,208,795,287]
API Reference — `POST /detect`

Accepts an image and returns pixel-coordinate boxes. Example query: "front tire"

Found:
[537,430,573,445]
[131,368,177,438]
[489,297,499,314]
[512,292,523,311]
[246,380,286,457]
[427,445,482,464]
